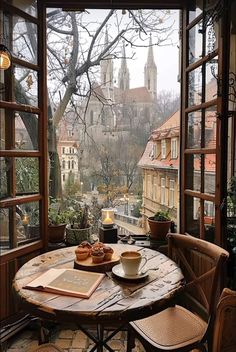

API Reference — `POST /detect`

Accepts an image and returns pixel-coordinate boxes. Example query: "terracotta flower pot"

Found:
[48,223,66,243]
[148,217,171,240]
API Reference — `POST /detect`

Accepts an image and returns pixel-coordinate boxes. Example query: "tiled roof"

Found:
[114,87,153,104]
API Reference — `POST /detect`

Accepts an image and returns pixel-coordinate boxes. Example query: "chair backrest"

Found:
[167,233,229,321]
[212,288,236,352]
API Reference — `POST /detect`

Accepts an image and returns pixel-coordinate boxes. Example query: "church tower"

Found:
[100,26,114,101]
[118,41,130,90]
[144,35,157,100]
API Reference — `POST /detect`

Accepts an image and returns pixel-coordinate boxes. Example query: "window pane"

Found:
[188,66,202,107]
[187,110,201,149]
[14,65,38,107]
[188,20,203,65]
[205,107,217,148]
[204,200,215,242]
[188,0,203,23]
[0,157,11,199]
[15,112,39,150]
[205,59,218,102]
[204,154,216,195]
[206,23,217,54]
[0,201,40,253]
[185,195,200,236]
[186,154,201,192]
[16,157,39,194]
[21,201,40,239]
[13,16,38,64]
[0,109,6,150]
[12,0,37,17]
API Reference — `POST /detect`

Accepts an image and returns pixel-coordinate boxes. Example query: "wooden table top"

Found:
[13,244,184,324]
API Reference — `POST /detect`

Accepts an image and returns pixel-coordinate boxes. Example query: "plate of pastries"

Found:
[74,241,120,272]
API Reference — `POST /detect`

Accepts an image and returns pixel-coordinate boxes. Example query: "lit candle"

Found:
[22,215,29,225]
[103,211,113,225]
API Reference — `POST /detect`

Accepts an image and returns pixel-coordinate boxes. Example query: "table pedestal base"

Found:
[77,323,126,352]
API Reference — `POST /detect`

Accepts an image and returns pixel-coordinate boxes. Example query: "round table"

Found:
[13,244,184,351]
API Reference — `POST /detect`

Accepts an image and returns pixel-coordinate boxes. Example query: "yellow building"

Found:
[138,110,180,231]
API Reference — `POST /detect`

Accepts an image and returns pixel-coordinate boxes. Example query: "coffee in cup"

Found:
[120,251,147,276]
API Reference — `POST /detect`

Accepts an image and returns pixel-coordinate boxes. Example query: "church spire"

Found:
[100,25,114,100]
[118,41,130,90]
[144,35,157,100]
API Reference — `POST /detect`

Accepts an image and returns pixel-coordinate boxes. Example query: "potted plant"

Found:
[148,210,171,240]
[65,203,93,245]
[48,199,71,243]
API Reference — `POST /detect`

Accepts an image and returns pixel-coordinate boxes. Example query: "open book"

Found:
[24,268,105,299]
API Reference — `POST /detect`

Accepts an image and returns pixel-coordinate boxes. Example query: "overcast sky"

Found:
[86,9,180,94]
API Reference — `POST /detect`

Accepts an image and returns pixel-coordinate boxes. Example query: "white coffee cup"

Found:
[120,251,147,276]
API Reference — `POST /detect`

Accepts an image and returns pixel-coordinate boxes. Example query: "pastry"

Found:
[103,246,114,261]
[75,246,89,261]
[80,241,92,255]
[92,242,105,249]
[91,248,105,263]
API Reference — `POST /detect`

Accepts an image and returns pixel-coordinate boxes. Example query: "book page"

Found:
[24,268,104,298]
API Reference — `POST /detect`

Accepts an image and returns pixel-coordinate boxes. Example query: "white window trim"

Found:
[169,179,175,208]
[171,138,178,159]
[161,140,166,159]
[161,177,166,205]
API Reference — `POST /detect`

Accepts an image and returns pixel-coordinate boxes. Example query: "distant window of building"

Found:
[90,110,94,125]
[161,140,166,159]
[62,174,65,182]
[62,147,65,154]
[153,143,157,159]
[147,174,152,199]
[72,160,75,169]
[171,138,178,159]
[161,177,166,205]
[67,130,73,137]
[68,160,71,169]
[62,159,65,169]
[153,176,158,201]
[169,179,175,207]
[148,78,150,90]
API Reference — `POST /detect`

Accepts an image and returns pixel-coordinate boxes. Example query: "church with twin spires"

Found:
[84,32,158,141]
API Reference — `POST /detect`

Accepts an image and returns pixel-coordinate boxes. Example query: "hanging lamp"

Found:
[0,44,11,70]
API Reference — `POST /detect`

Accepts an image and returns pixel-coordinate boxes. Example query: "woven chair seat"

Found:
[130,305,207,350]
[31,343,64,352]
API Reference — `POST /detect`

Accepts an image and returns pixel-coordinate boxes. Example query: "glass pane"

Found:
[185,195,200,236]
[0,157,11,199]
[13,16,38,65]
[204,154,216,195]
[12,0,37,17]
[204,200,215,242]
[0,208,10,252]
[188,66,202,107]
[205,107,217,148]
[0,76,5,100]
[189,0,203,23]
[206,23,217,54]
[188,21,203,65]
[14,65,38,107]
[186,154,201,192]
[16,157,39,194]
[205,59,218,102]
[187,110,201,148]
[20,201,40,239]
[15,112,39,150]
[0,201,40,253]
[0,109,6,150]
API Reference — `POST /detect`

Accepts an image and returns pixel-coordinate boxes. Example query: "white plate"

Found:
[112,264,149,280]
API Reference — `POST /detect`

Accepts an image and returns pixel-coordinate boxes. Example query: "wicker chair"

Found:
[212,287,236,352]
[32,343,64,352]
[127,233,229,352]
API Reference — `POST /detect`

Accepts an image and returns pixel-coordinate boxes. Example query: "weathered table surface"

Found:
[13,244,184,324]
